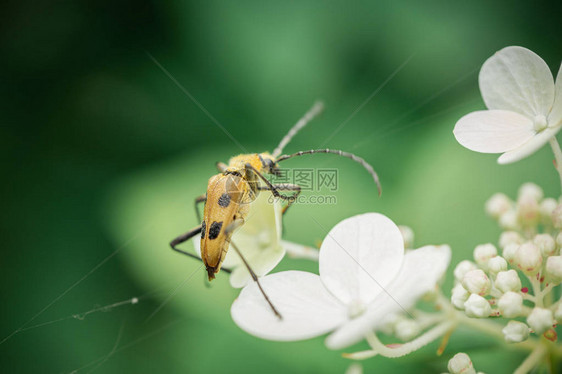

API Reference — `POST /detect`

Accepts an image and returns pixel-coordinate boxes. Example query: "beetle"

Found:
[170,101,381,318]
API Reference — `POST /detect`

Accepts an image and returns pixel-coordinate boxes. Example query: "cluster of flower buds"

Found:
[451,183,561,343]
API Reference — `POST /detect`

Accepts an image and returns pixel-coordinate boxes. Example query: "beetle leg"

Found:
[258,183,301,215]
[245,163,297,202]
[230,240,282,320]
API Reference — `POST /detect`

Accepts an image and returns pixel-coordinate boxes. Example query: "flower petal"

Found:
[497,125,562,164]
[231,271,346,341]
[548,62,562,127]
[325,245,451,349]
[480,46,555,118]
[222,193,283,268]
[454,110,534,153]
[228,244,286,288]
[319,213,404,306]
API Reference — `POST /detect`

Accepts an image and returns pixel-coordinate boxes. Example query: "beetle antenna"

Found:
[276,149,382,196]
[271,101,324,158]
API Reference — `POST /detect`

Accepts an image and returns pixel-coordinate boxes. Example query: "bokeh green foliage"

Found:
[1,0,560,373]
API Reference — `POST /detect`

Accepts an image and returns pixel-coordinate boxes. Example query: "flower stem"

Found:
[513,344,548,374]
[549,137,562,191]
[365,321,455,358]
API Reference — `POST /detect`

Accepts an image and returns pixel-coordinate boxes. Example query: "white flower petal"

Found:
[479,46,555,118]
[548,62,562,127]
[228,244,286,288]
[319,213,404,305]
[454,110,534,153]
[497,125,562,164]
[325,245,451,349]
[231,271,346,341]
[222,193,283,268]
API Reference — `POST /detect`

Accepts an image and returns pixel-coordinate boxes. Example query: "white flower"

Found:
[515,242,542,275]
[454,260,478,283]
[345,363,363,374]
[499,231,523,249]
[553,204,562,229]
[230,213,451,349]
[194,193,286,288]
[497,292,523,318]
[462,269,491,296]
[540,198,558,223]
[527,307,554,334]
[485,193,512,218]
[464,294,492,318]
[499,210,518,230]
[502,243,519,264]
[495,270,522,293]
[545,256,562,284]
[473,243,497,269]
[451,283,470,310]
[534,234,556,257]
[518,183,544,201]
[487,256,507,275]
[502,321,530,343]
[454,46,562,164]
[448,353,476,374]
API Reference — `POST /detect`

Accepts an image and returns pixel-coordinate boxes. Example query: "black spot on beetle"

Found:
[218,193,231,208]
[201,221,206,239]
[208,221,223,240]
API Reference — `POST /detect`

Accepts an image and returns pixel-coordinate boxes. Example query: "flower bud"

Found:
[447,353,476,374]
[462,269,491,296]
[495,270,522,293]
[485,193,511,218]
[517,195,540,226]
[451,283,469,309]
[552,204,562,229]
[398,225,414,249]
[540,198,558,223]
[464,294,491,318]
[515,242,542,275]
[502,243,519,264]
[554,303,562,322]
[498,292,523,318]
[518,182,543,201]
[454,260,478,283]
[557,232,562,248]
[394,318,420,341]
[499,231,523,248]
[546,256,562,284]
[534,234,556,257]
[499,209,518,230]
[502,321,530,343]
[527,307,554,334]
[487,256,507,275]
[473,243,497,269]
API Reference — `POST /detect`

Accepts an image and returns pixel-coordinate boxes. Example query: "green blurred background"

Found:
[1,1,560,373]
